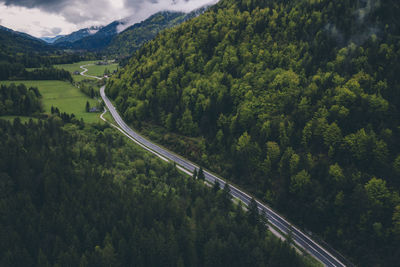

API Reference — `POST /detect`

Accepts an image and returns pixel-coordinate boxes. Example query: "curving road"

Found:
[82,65,348,267]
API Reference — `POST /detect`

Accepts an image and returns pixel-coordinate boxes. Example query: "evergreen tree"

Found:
[198,167,205,180]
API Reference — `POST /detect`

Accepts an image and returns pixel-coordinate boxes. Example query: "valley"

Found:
[1,0,400,266]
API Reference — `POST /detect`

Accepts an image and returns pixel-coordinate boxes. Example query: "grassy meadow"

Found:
[54,61,119,81]
[0,80,102,123]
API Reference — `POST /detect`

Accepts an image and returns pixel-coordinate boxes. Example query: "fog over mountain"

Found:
[0,0,218,37]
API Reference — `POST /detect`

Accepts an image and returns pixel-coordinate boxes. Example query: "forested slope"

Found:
[0,116,311,267]
[105,11,187,57]
[0,25,96,74]
[107,0,400,265]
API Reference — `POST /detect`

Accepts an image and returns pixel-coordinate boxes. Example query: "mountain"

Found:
[54,5,211,53]
[53,26,102,45]
[41,35,65,43]
[0,25,46,44]
[104,11,186,57]
[105,7,211,57]
[54,22,124,50]
[0,25,51,59]
[107,0,400,266]
[0,25,93,76]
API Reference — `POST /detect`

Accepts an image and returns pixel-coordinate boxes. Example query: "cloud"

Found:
[0,0,218,37]
[51,27,62,35]
[118,0,219,32]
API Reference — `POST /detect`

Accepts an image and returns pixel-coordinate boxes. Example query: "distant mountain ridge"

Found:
[105,6,211,57]
[53,26,103,45]
[54,22,125,50]
[41,35,65,43]
[0,25,46,44]
[0,25,50,55]
[52,5,212,53]
[104,11,186,56]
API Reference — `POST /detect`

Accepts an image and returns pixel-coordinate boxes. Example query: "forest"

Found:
[0,25,98,71]
[0,115,312,267]
[0,83,42,116]
[0,67,73,82]
[104,11,187,57]
[107,0,400,265]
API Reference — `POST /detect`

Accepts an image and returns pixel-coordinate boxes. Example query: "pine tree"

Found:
[248,198,259,226]
[213,179,220,192]
[198,167,205,180]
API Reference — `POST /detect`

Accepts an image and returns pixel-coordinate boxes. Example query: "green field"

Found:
[54,60,96,82]
[1,80,102,123]
[85,63,119,77]
[54,61,119,81]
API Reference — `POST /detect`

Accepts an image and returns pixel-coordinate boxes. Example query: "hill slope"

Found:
[55,25,116,50]
[41,35,65,43]
[0,117,311,267]
[105,7,211,57]
[107,0,400,265]
[53,26,102,45]
[0,25,50,59]
[104,11,187,57]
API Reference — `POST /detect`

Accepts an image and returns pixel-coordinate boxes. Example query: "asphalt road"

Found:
[82,65,348,267]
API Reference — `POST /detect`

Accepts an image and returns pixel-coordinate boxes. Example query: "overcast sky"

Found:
[0,0,218,37]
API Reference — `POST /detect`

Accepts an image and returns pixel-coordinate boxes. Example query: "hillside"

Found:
[53,26,102,45]
[105,11,187,57]
[0,116,312,267]
[0,25,51,61]
[105,7,211,57]
[41,35,65,44]
[54,7,210,54]
[55,21,126,51]
[107,0,400,265]
[0,25,97,79]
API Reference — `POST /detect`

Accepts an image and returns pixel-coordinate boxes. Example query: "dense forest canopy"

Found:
[0,83,42,116]
[105,11,187,57]
[107,0,400,265]
[0,117,312,267]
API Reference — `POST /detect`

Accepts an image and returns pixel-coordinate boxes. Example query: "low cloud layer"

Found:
[0,0,218,37]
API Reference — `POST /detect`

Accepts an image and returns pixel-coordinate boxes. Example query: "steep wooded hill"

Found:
[0,25,51,62]
[107,0,400,265]
[0,117,311,267]
[104,11,187,57]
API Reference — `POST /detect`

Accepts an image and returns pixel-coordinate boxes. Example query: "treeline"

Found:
[0,117,312,267]
[0,50,99,69]
[107,0,400,265]
[0,83,42,116]
[0,64,72,81]
[77,79,103,98]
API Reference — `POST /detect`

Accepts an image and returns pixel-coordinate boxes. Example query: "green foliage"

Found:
[107,0,400,265]
[290,170,311,196]
[0,27,93,69]
[0,83,42,116]
[1,80,101,123]
[198,167,205,180]
[0,118,310,267]
[106,11,188,57]
[364,177,391,207]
